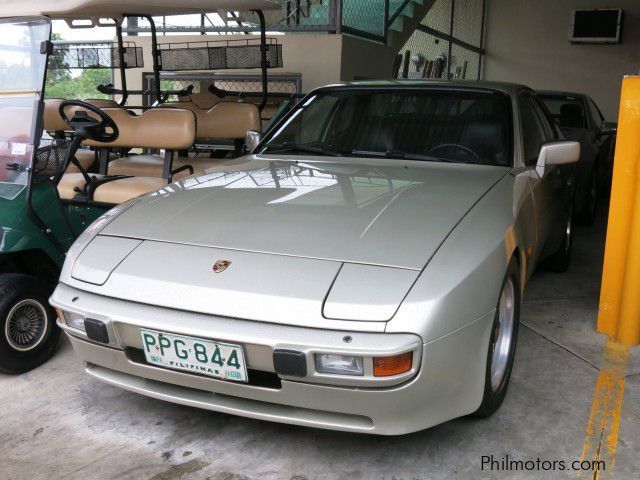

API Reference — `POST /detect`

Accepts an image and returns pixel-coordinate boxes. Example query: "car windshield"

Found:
[0,17,51,200]
[261,88,512,167]
[539,95,588,130]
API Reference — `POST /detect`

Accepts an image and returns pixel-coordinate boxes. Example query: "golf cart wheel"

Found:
[473,257,521,418]
[0,274,60,374]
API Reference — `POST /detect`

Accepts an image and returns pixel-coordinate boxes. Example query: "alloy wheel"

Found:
[4,299,48,352]
[490,278,516,392]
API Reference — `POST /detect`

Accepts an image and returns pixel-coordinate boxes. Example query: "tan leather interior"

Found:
[93,177,167,204]
[83,108,196,149]
[178,92,225,109]
[65,149,97,173]
[57,173,91,200]
[85,99,120,109]
[43,99,69,132]
[107,155,170,178]
[160,101,260,140]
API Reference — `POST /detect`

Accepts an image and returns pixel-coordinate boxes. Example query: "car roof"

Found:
[316,79,532,96]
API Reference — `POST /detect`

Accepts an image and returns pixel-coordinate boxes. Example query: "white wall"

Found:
[483,0,640,120]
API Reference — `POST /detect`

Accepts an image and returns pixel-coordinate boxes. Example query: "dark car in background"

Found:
[539,91,617,225]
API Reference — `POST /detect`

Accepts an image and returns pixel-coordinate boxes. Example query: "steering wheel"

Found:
[428,143,480,160]
[59,100,119,143]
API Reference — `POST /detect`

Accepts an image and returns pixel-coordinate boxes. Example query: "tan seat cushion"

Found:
[57,173,89,200]
[107,155,165,177]
[83,108,196,150]
[159,101,260,141]
[65,149,97,173]
[85,99,120,109]
[43,99,70,133]
[93,177,167,204]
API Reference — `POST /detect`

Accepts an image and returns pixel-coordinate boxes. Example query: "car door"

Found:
[586,97,615,184]
[518,92,565,259]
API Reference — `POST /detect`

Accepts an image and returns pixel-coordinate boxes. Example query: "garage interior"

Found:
[2,0,640,479]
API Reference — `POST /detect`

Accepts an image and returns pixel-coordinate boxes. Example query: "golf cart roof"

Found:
[2,0,281,18]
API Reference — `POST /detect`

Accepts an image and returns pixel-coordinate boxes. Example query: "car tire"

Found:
[542,204,574,273]
[576,167,598,226]
[473,258,521,418]
[0,274,60,374]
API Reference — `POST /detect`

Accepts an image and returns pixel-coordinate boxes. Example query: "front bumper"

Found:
[52,283,494,435]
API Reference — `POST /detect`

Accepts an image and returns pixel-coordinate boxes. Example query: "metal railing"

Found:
[122,0,418,45]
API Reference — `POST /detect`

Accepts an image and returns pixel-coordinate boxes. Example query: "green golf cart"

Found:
[0,0,283,373]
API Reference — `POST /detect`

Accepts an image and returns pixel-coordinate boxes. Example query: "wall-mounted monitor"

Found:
[570,9,624,44]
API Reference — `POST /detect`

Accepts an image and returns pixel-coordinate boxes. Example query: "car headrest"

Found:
[461,117,507,165]
[560,104,585,129]
[84,108,196,149]
[160,101,260,140]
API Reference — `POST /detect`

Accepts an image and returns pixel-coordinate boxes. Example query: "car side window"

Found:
[587,98,605,127]
[531,96,559,140]
[519,95,549,166]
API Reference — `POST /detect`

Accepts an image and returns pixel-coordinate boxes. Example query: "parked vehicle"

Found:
[52,81,579,434]
[0,0,281,373]
[539,91,617,225]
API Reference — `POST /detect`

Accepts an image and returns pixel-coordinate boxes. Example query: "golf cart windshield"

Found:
[0,17,50,200]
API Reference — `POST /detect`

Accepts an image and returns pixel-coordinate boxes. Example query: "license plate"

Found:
[140,329,248,383]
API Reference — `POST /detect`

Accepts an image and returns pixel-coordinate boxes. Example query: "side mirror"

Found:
[245,130,261,153]
[536,141,580,177]
[598,121,617,136]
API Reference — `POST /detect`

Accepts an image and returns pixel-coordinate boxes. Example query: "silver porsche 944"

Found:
[51,81,579,435]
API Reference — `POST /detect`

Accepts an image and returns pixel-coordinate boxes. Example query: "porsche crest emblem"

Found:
[213,260,231,273]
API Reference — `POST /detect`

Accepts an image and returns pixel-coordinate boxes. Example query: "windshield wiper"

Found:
[262,142,342,157]
[351,149,452,163]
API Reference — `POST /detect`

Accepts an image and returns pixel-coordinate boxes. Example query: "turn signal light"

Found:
[373,352,413,377]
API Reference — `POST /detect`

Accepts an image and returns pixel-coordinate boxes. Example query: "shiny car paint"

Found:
[51,81,578,434]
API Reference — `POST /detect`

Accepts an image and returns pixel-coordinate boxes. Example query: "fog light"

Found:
[61,310,86,332]
[315,354,363,376]
[373,352,413,377]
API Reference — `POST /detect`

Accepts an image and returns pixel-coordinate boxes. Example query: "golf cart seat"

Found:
[108,101,261,178]
[87,108,196,204]
[85,99,121,109]
[161,101,261,142]
[57,106,195,203]
[93,176,168,204]
[85,107,196,174]
[44,99,104,173]
[178,91,225,109]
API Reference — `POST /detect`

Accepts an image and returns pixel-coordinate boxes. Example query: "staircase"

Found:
[295,0,435,53]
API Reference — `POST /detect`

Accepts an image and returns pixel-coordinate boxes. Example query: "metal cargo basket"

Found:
[50,42,144,69]
[158,37,283,72]
[32,139,75,182]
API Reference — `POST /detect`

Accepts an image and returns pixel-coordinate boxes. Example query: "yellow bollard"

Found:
[598,75,640,345]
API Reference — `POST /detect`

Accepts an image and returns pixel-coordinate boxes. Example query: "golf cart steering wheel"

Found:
[428,143,480,160]
[59,100,119,143]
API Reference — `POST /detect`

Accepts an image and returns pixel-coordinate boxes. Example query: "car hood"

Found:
[101,156,510,270]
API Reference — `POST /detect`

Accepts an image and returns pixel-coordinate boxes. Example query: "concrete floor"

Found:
[2,209,639,480]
